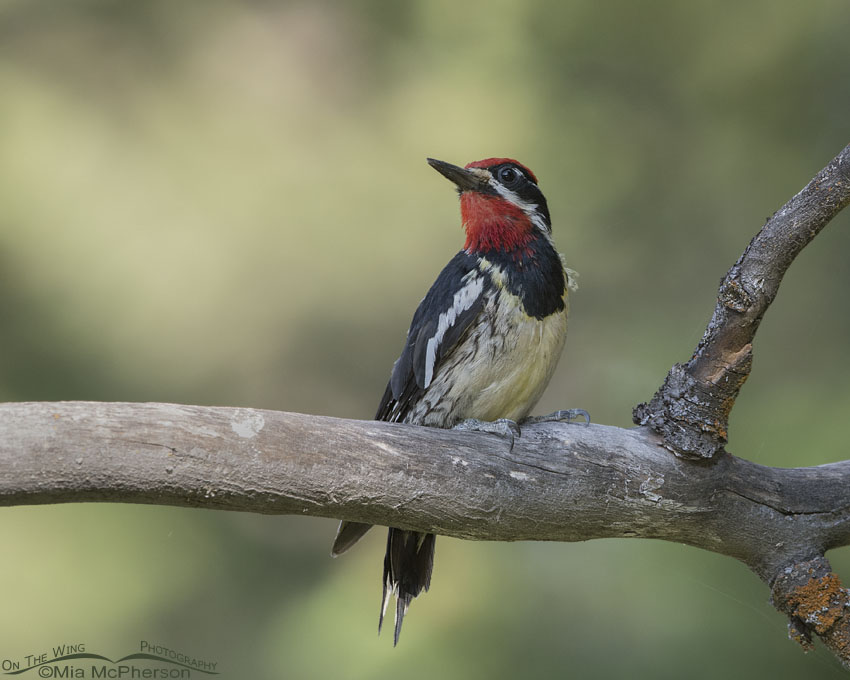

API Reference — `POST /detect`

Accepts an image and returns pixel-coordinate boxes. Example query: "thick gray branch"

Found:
[635,143,850,459]
[2,401,849,583]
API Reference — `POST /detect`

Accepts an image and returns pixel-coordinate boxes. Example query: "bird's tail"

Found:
[380,528,436,645]
[331,520,373,556]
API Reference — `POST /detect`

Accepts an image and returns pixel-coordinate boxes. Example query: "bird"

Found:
[331,157,586,645]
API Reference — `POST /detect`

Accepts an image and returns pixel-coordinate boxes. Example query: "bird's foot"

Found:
[521,409,591,426]
[453,418,521,450]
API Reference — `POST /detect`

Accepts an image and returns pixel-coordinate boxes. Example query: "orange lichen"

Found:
[787,620,815,652]
[785,572,848,635]
[773,561,850,665]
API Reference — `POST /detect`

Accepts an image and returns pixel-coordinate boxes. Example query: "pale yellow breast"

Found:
[460,291,568,422]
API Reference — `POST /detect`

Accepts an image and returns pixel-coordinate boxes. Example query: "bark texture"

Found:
[0,400,848,583]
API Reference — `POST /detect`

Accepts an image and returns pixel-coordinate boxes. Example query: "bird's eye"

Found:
[497,166,522,187]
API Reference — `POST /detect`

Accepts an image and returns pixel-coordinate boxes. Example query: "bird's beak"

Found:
[427,158,489,193]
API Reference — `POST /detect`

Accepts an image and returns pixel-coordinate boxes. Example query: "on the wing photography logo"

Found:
[2,641,219,678]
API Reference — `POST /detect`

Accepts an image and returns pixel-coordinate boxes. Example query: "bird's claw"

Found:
[522,409,591,426]
[453,417,521,450]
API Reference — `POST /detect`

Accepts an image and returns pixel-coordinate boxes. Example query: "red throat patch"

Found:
[461,193,535,254]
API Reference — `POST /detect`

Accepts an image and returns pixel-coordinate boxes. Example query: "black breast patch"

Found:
[486,237,566,319]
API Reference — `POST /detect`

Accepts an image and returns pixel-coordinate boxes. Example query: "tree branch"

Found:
[2,400,849,579]
[634,143,850,459]
[3,401,850,662]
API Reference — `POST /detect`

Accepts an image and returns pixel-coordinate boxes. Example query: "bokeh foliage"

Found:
[1,1,849,677]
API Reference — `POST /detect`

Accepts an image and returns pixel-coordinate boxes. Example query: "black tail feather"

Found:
[331,520,373,556]
[379,528,436,645]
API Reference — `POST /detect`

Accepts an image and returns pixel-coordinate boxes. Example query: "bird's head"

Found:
[427,157,551,255]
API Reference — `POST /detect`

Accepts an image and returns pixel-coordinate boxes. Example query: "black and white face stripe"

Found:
[486,162,552,234]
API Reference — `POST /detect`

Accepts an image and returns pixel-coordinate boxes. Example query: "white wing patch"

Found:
[423,273,484,388]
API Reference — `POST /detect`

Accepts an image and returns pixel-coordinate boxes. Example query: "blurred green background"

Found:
[1,0,849,677]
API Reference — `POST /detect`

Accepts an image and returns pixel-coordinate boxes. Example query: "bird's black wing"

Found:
[334,252,487,556]
[376,250,487,422]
